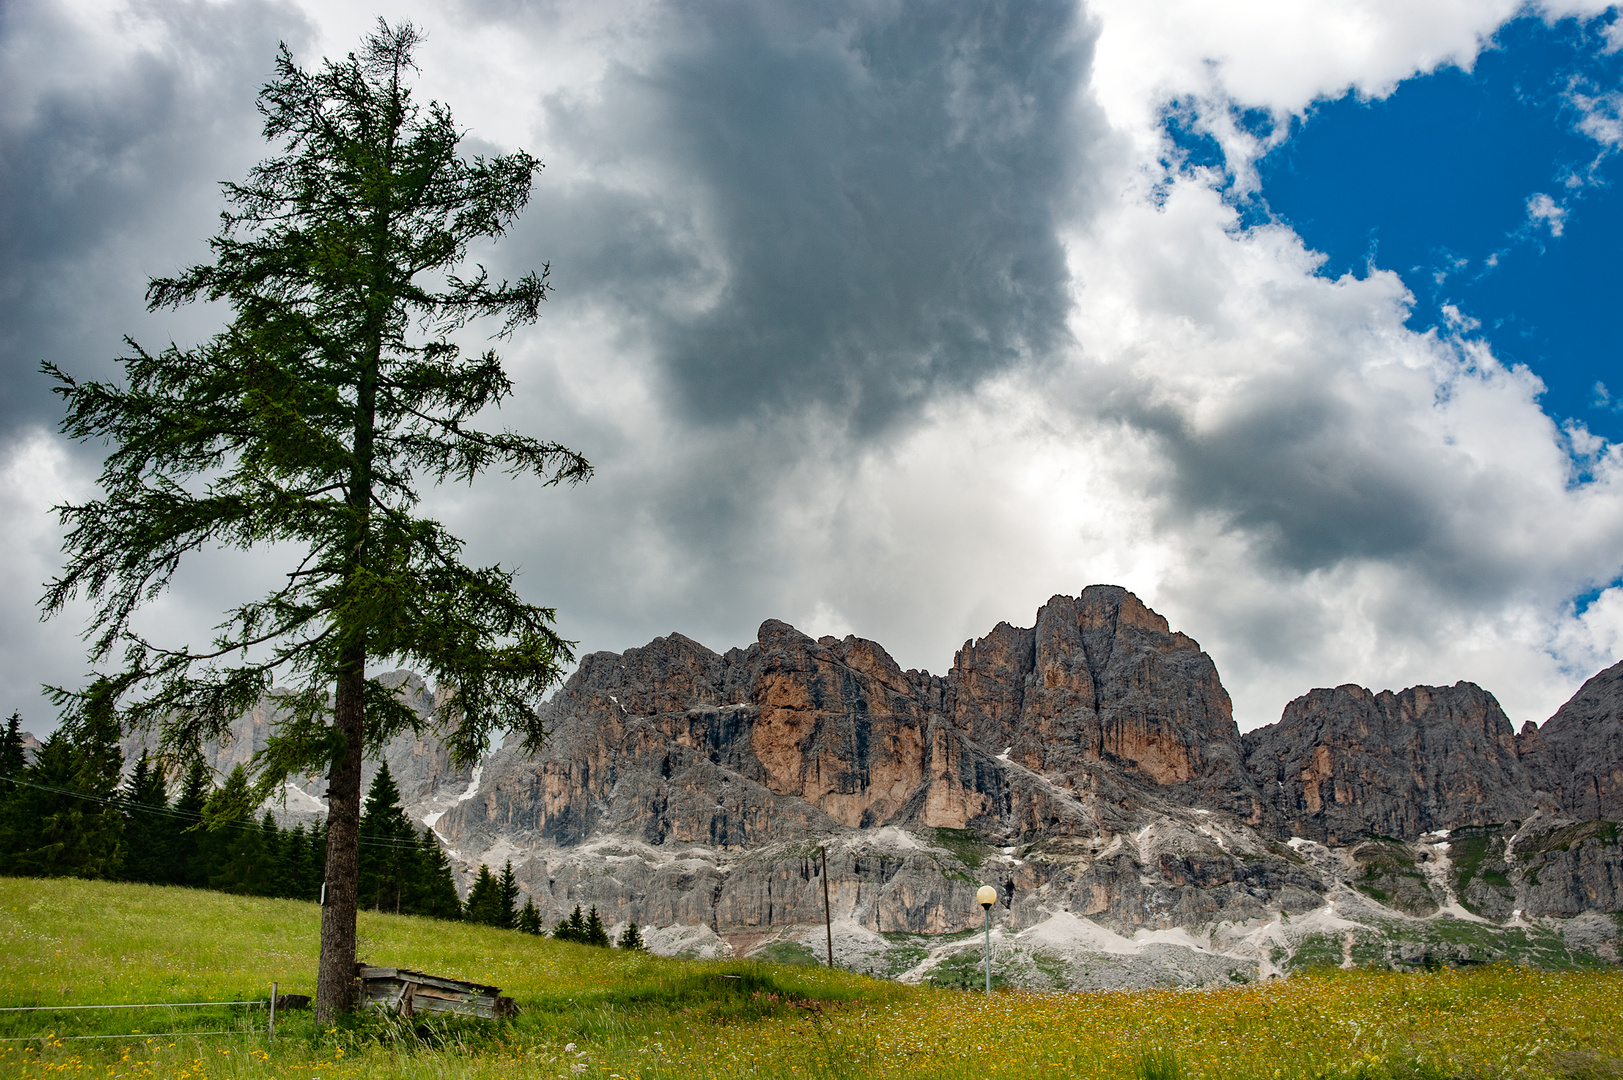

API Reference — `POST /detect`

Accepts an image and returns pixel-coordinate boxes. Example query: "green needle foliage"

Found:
[38,19,587,1014]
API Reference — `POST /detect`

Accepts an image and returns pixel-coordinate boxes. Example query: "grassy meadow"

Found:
[2,877,1620,1080]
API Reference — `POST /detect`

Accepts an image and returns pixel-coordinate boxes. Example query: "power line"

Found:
[0,773,436,852]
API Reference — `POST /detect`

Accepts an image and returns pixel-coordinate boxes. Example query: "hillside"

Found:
[3,877,1622,1080]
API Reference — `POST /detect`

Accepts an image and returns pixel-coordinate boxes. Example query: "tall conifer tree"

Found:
[171,757,211,887]
[202,765,259,892]
[119,750,171,883]
[497,860,519,930]
[584,905,610,948]
[0,712,25,791]
[517,896,541,935]
[358,763,415,912]
[414,828,462,920]
[41,21,586,1014]
[0,682,123,878]
[464,864,502,926]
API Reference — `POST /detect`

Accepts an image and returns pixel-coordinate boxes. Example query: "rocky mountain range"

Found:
[124,586,1623,987]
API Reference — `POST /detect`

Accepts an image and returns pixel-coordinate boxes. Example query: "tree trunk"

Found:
[314,654,366,1018]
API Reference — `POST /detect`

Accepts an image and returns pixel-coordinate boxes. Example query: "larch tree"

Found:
[41,20,587,1016]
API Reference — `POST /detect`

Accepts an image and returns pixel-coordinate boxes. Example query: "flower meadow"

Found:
[3,878,1619,1080]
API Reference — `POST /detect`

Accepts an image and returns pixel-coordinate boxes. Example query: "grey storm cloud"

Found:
[518,0,1102,434]
[0,0,308,441]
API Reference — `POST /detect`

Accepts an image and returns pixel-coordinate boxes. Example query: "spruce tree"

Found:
[0,682,123,878]
[171,757,210,887]
[286,822,312,899]
[119,750,171,884]
[414,829,462,920]
[358,763,415,912]
[255,812,289,897]
[497,860,520,930]
[555,904,587,943]
[517,896,541,935]
[41,20,587,1015]
[616,921,645,951]
[0,712,25,791]
[464,864,502,926]
[202,765,259,893]
[585,905,610,948]
[305,819,328,901]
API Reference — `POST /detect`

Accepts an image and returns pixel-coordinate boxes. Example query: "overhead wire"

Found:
[0,773,436,852]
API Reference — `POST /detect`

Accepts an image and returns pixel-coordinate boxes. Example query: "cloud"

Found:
[5,0,1623,741]
[1525,191,1568,235]
[504,0,1106,435]
[0,0,312,438]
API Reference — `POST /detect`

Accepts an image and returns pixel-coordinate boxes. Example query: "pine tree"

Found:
[254,812,289,897]
[616,921,645,951]
[554,904,588,944]
[171,757,210,887]
[202,765,259,893]
[0,712,25,792]
[585,905,610,948]
[464,864,503,926]
[119,750,171,884]
[0,682,123,878]
[358,763,415,912]
[497,860,519,930]
[414,829,462,920]
[41,19,587,1015]
[517,896,541,935]
[286,822,312,900]
[304,819,328,901]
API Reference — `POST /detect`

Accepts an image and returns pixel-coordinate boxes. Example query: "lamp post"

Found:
[976,885,997,995]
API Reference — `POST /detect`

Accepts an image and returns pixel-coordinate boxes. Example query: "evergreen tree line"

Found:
[0,710,646,948]
[459,858,646,950]
[0,710,453,914]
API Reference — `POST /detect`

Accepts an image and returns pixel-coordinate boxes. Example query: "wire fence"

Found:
[0,994,284,1043]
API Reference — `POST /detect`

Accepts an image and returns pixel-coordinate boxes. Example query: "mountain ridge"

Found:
[117,585,1623,986]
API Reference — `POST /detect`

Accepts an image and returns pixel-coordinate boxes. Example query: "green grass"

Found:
[751,941,822,967]
[929,828,991,871]
[4,878,1623,1080]
[1520,822,1620,859]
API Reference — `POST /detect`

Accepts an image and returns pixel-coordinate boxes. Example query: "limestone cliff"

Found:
[1241,681,1534,843]
[1519,659,1623,822]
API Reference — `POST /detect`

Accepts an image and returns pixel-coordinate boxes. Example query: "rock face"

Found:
[118,670,473,825]
[433,587,1312,945]
[1519,659,1623,822]
[949,588,1262,823]
[1242,682,1534,844]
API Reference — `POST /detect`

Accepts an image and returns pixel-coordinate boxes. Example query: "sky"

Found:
[3,0,1623,737]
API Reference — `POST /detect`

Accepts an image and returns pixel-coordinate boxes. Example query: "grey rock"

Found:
[1242,681,1533,842]
[1519,659,1623,821]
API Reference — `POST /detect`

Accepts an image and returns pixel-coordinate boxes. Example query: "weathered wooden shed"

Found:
[356,965,516,1019]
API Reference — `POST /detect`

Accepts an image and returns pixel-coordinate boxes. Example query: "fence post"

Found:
[268,982,277,1040]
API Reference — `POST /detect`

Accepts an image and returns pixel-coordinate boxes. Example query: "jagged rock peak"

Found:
[1242,680,1533,843]
[1518,658,1623,821]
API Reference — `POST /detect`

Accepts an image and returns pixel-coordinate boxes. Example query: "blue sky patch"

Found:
[1176,14,1623,444]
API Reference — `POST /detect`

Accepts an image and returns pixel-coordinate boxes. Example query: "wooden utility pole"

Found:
[819,845,833,967]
